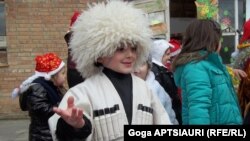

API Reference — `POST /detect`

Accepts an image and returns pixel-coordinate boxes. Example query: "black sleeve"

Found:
[56,114,92,141]
[244,111,250,125]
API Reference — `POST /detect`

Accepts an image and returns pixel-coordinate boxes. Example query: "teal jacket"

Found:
[174,52,242,125]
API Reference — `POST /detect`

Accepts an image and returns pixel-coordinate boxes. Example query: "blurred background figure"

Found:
[231,19,250,124]
[11,53,66,141]
[64,11,85,88]
[150,39,182,124]
[165,39,181,70]
[134,55,179,124]
[172,19,242,125]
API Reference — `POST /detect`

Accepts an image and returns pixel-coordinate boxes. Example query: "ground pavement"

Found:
[0,119,29,141]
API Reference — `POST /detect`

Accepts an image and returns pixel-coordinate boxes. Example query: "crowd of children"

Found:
[10,0,250,140]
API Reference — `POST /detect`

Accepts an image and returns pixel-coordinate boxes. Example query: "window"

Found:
[218,0,246,64]
[0,1,7,65]
[133,0,169,39]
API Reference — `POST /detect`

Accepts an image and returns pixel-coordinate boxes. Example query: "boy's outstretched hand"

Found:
[53,96,85,129]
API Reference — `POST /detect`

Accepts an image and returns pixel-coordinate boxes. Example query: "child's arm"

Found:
[158,85,179,125]
[52,96,92,140]
[232,68,247,79]
[183,64,212,124]
[149,88,172,125]
[226,66,247,87]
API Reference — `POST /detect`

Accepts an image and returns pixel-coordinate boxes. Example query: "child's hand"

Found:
[53,96,85,129]
[233,69,247,79]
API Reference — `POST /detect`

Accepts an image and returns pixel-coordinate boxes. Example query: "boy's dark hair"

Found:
[172,19,222,71]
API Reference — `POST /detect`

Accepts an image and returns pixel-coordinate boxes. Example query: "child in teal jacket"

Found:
[172,19,242,125]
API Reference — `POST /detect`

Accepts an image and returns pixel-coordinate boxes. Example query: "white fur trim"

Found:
[168,42,175,48]
[69,1,153,78]
[11,73,43,98]
[170,48,181,57]
[47,61,65,77]
[35,61,65,80]
[44,74,51,81]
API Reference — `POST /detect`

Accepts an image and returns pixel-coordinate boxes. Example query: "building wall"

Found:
[246,0,250,20]
[0,0,95,119]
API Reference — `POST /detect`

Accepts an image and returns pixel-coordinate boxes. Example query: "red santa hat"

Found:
[35,53,65,80]
[239,19,250,44]
[169,39,181,57]
[65,11,81,46]
[70,11,80,27]
[232,19,250,58]
[11,53,65,98]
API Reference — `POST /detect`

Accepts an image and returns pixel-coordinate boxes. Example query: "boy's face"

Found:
[98,43,137,74]
[162,49,171,65]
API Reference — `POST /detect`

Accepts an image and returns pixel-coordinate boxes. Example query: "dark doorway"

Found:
[170,0,196,42]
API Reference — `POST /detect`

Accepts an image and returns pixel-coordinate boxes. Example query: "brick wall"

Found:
[0,51,7,63]
[0,0,98,119]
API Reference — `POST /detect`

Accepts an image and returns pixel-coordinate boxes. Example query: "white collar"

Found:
[152,58,167,68]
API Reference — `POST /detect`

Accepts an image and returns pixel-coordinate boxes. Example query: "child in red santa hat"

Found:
[11,52,66,141]
[165,39,183,104]
[150,39,182,124]
[165,39,182,70]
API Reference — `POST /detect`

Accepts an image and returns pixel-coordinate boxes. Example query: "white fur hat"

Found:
[69,0,153,78]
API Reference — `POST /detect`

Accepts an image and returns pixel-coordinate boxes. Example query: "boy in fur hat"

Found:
[48,1,172,141]
[11,53,66,141]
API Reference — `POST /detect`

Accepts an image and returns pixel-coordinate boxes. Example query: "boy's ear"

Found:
[97,58,103,63]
